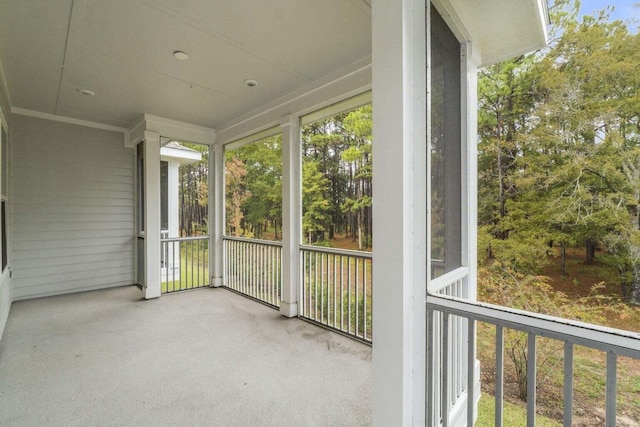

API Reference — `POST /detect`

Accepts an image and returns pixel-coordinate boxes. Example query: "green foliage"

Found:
[302,160,332,244]
[177,142,209,236]
[225,135,282,240]
[477,1,640,301]
[479,265,629,401]
[301,104,373,249]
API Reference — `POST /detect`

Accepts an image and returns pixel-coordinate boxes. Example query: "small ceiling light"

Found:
[244,79,258,87]
[78,89,95,96]
[173,50,189,60]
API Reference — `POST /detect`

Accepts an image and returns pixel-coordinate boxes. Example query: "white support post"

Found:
[461,40,479,301]
[167,161,180,239]
[372,0,427,425]
[280,115,300,318]
[143,130,161,299]
[211,144,224,287]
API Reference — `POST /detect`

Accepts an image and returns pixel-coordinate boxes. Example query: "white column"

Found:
[372,0,427,425]
[167,161,180,238]
[210,144,224,287]
[461,41,479,301]
[143,130,162,299]
[280,115,300,318]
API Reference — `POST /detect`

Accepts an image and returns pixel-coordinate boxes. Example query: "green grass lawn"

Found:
[476,394,561,427]
[161,248,209,293]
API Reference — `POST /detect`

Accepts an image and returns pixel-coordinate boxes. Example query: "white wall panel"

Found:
[11,115,134,299]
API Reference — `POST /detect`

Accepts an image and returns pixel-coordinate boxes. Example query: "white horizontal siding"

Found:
[11,115,134,299]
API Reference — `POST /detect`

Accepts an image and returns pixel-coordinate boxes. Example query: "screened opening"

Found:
[301,95,373,251]
[224,132,283,241]
[159,140,209,292]
[223,130,283,306]
[430,4,462,279]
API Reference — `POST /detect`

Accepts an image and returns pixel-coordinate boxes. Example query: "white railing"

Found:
[223,236,282,308]
[300,245,372,343]
[429,267,471,427]
[426,292,640,427]
[161,236,209,293]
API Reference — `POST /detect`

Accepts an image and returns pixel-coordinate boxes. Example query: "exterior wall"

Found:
[0,87,11,340]
[10,115,134,299]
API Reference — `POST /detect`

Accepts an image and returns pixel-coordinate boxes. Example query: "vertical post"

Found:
[372,0,427,424]
[211,143,224,287]
[167,161,180,238]
[166,161,179,274]
[280,115,300,318]
[605,351,617,427]
[143,130,161,299]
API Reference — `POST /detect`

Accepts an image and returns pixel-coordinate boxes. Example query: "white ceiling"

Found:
[0,0,372,129]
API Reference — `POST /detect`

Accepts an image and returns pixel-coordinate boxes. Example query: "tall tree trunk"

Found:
[585,239,596,264]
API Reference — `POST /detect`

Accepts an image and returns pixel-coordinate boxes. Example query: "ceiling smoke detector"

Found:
[173,51,189,60]
[78,89,95,96]
[244,79,258,87]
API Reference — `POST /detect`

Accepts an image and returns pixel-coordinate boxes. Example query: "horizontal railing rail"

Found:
[427,292,640,427]
[223,235,284,248]
[300,245,372,343]
[161,235,209,293]
[223,236,282,308]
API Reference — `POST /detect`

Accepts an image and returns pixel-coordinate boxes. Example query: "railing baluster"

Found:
[340,256,345,331]
[467,318,476,427]
[348,256,352,334]
[355,258,360,337]
[333,254,337,328]
[563,341,573,427]
[363,258,367,340]
[527,333,536,427]
[320,251,324,321]
[606,351,617,427]
[442,312,450,427]
[495,325,504,427]
[426,306,436,426]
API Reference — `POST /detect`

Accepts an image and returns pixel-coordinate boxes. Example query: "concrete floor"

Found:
[0,286,372,426]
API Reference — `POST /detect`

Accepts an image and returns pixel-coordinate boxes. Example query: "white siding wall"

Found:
[11,115,134,299]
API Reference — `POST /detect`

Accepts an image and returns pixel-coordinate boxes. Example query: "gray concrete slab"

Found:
[0,286,372,426]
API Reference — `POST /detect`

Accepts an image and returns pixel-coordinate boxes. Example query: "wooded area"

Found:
[224,104,373,250]
[478,0,640,304]
[178,143,209,237]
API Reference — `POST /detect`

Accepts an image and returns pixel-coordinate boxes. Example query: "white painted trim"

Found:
[145,114,216,145]
[224,126,280,151]
[143,130,161,299]
[371,0,427,424]
[279,115,300,318]
[431,0,473,48]
[462,41,479,301]
[211,144,224,287]
[11,108,127,134]
[160,146,202,163]
[300,91,372,126]
[127,117,146,149]
[127,114,216,148]
[215,57,371,145]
